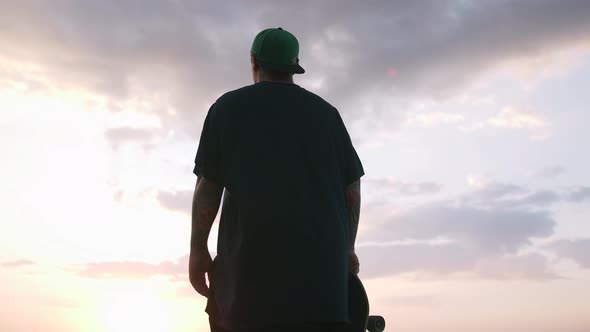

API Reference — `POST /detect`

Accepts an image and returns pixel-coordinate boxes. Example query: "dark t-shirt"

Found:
[193,80,365,331]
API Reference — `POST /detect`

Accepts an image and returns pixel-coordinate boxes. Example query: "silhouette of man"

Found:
[189,27,364,332]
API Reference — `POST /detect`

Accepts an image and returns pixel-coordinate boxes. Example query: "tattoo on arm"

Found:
[190,177,224,251]
[344,179,361,252]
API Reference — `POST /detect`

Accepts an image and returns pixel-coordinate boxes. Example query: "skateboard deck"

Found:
[348,272,386,332]
[347,272,369,332]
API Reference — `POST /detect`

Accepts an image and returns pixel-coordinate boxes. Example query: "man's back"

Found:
[194,80,365,330]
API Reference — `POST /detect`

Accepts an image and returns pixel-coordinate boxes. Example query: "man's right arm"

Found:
[344,179,361,274]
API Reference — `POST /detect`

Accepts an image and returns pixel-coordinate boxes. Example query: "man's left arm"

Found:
[189,176,223,298]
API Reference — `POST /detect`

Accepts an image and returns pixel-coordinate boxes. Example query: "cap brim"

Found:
[256,60,305,74]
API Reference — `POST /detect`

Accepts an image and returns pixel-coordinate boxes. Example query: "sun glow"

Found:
[97,282,179,332]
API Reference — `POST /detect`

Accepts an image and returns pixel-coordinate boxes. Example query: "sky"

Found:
[1,1,589,331]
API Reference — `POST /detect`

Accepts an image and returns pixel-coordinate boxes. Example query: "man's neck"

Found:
[257,75,294,84]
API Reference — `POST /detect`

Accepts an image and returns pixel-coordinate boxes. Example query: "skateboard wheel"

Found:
[367,315,385,332]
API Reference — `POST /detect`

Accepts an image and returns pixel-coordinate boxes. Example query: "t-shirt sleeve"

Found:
[333,110,365,187]
[193,102,224,186]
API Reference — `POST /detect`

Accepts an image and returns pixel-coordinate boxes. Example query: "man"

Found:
[189,27,364,332]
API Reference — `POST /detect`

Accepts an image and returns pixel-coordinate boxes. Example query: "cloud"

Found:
[465,187,560,209]
[488,107,547,129]
[566,186,590,202]
[485,106,554,140]
[355,178,580,279]
[530,165,566,178]
[104,127,161,150]
[546,238,590,268]
[357,243,557,280]
[366,204,554,254]
[473,253,558,280]
[401,103,553,135]
[2,0,590,135]
[404,112,465,127]
[75,255,188,280]
[364,178,442,196]
[357,177,590,279]
[0,259,35,268]
[156,189,193,214]
[466,175,494,189]
[468,182,526,200]
[72,253,220,301]
[460,182,590,209]
[358,242,478,278]
[513,190,562,206]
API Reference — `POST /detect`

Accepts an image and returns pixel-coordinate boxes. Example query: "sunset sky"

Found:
[1,1,589,331]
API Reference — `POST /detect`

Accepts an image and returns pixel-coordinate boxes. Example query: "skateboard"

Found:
[347,272,386,332]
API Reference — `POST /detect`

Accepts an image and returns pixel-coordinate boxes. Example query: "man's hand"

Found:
[189,249,213,298]
[349,250,360,274]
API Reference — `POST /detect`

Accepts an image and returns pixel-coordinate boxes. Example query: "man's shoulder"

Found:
[216,84,259,102]
[299,87,338,112]
[215,83,338,112]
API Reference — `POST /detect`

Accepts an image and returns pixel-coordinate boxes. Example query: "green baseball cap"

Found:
[250,27,305,74]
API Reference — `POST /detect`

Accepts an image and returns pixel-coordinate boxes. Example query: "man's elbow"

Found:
[345,179,361,192]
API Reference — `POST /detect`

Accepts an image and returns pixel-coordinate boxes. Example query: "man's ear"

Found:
[250,53,258,71]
